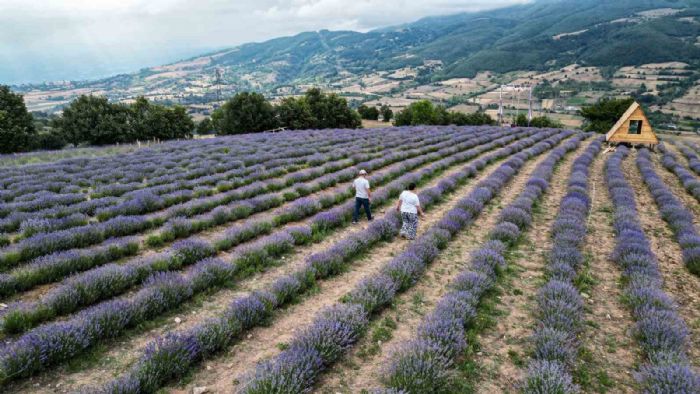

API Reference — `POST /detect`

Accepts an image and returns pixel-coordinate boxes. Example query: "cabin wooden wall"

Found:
[607,106,658,145]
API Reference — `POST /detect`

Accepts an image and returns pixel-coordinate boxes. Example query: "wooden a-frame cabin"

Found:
[605,101,659,147]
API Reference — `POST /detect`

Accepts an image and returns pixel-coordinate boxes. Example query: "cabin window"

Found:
[628,120,643,135]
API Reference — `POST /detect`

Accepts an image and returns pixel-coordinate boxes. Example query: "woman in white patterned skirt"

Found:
[396,183,423,240]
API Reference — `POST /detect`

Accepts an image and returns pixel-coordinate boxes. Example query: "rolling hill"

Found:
[13,0,700,119]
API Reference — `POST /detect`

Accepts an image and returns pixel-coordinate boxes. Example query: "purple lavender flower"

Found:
[524,360,579,394]
[242,345,323,394]
[636,363,700,394]
[385,340,453,392]
[346,274,398,312]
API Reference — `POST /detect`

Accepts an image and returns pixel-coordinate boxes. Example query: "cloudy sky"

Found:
[0,0,529,85]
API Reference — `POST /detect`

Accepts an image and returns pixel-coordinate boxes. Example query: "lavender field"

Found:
[0,126,697,393]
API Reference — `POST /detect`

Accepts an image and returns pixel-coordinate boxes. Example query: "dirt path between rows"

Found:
[581,151,637,393]
[623,151,700,366]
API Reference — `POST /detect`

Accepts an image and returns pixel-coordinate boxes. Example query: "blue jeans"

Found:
[353,197,372,222]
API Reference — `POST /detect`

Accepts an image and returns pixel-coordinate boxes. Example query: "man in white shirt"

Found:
[352,169,372,223]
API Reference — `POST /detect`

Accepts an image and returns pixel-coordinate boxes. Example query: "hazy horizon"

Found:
[0,0,530,85]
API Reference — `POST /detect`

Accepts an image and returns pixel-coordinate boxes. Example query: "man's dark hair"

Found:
[408,183,416,190]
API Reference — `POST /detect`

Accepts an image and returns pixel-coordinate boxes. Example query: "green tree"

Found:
[132,97,192,140]
[394,100,437,126]
[129,96,150,138]
[196,117,214,135]
[515,113,529,127]
[434,105,451,125]
[0,85,36,153]
[54,95,193,145]
[303,88,361,129]
[529,116,563,128]
[449,111,495,126]
[157,105,194,140]
[212,92,277,134]
[55,95,131,145]
[380,105,393,122]
[513,113,562,128]
[357,105,379,121]
[580,97,635,133]
[275,97,316,130]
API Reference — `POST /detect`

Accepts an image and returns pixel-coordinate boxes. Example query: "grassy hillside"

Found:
[206,0,700,83]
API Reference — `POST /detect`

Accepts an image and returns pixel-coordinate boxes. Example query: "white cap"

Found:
[359,169,367,175]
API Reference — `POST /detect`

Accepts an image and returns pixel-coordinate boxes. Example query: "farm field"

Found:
[0,126,698,394]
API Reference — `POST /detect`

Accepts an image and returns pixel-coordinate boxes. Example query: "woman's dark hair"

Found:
[408,183,416,191]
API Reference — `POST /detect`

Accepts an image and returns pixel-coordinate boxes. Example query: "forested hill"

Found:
[184,0,700,83]
[15,0,700,93]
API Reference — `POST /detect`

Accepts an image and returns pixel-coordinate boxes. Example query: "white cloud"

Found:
[0,0,529,84]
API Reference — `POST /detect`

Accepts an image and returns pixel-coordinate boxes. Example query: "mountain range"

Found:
[13,0,700,120]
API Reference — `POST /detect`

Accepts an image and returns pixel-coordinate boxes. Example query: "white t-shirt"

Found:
[399,190,420,214]
[354,177,370,199]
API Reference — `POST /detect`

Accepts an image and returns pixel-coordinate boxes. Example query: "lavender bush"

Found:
[604,146,698,392]
[383,133,590,393]
[636,148,700,275]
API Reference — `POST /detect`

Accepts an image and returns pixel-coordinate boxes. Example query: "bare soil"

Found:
[580,152,638,393]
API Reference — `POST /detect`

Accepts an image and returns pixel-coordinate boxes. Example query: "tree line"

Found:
[2,83,594,155]
[208,89,363,134]
[0,86,195,154]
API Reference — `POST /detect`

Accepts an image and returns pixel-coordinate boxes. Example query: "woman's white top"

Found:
[399,190,420,214]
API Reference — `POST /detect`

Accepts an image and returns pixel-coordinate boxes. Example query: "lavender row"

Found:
[2,127,450,201]
[672,141,700,176]
[91,129,436,221]
[519,138,603,393]
[240,131,577,393]
[636,149,700,275]
[382,135,587,393]
[0,215,158,270]
[0,133,447,266]
[149,127,509,246]
[0,129,416,232]
[0,238,141,299]
[605,147,699,393]
[0,128,416,230]
[0,132,345,209]
[658,143,700,202]
[0,129,532,335]
[0,128,369,195]
[0,128,559,386]
[5,127,468,242]
[144,127,485,245]
[0,129,511,306]
[2,127,544,333]
[90,129,574,394]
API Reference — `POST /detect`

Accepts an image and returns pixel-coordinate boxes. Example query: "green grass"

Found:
[357,316,398,360]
